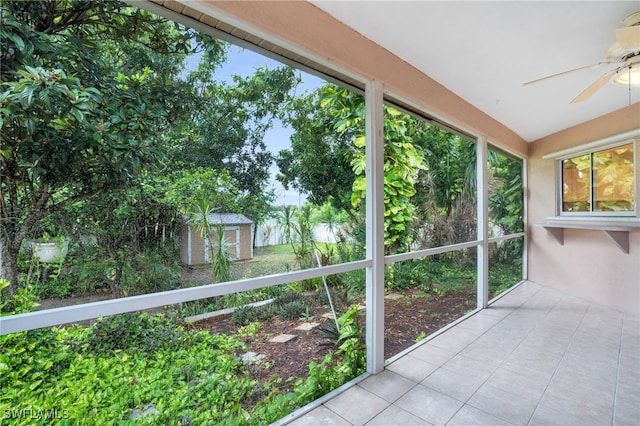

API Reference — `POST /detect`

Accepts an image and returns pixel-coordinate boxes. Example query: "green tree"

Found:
[169,64,299,231]
[411,126,478,249]
[277,86,359,214]
[0,0,222,297]
[318,85,427,253]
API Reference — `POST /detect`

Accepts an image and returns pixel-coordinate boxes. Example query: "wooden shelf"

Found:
[538,222,640,254]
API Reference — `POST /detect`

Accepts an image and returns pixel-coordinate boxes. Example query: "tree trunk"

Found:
[0,236,19,300]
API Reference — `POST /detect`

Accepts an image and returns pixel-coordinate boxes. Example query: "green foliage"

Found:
[0,279,38,314]
[277,87,360,214]
[488,149,524,235]
[165,168,240,215]
[0,320,256,425]
[0,0,220,295]
[232,305,260,326]
[211,224,232,284]
[33,243,180,299]
[385,260,432,291]
[84,312,183,355]
[0,288,366,425]
[278,301,308,320]
[253,305,365,423]
[319,86,427,253]
[129,248,181,294]
[237,322,262,339]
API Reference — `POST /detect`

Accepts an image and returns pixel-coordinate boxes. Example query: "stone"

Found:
[129,404,158,419]
[239,351,266,363]
[385,293,405,300]
[269,333,297,343]
[295,322,319,331]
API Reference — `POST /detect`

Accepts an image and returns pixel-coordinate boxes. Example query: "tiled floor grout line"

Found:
[436,285,548,425]
[364,381,422,425]
[289,284,638,425]
[610,313,627,426]
[525,293,590,425]
[361,285,540,425]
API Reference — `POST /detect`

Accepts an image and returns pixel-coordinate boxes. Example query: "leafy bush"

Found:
[279,300,308,320]
[385,260,432,291]
[0,308,258,425]
[273,291,306,308]
[232,305,260,326]
[131,249,181,294]
[0,283,366,425]
[83,312,183,355]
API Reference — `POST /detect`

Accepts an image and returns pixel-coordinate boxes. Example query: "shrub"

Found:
[278,300,307,320]
[84,312,183,355]
[232,305,259,326]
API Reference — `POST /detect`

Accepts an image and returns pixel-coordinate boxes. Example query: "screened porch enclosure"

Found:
[1,1,638,425]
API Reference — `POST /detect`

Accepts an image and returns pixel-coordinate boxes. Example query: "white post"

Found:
[522,158,529,281]
[365,80,385,374]
[477,136,489,309]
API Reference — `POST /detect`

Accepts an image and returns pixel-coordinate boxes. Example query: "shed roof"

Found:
[182,213,253,225]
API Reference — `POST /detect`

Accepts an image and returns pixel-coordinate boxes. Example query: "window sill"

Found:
[538,218,640,254]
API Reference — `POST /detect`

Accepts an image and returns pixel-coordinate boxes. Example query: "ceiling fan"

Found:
[523,11,640,104]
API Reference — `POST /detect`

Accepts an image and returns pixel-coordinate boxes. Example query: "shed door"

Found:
[204,226,240,262]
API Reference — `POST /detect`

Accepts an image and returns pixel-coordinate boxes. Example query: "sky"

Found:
[191,45,326,207]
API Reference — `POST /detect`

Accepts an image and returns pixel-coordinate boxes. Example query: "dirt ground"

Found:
[38,264,476,390]
[189,285,476,389]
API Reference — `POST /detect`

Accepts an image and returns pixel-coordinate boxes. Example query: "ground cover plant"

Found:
[0,280,366,425]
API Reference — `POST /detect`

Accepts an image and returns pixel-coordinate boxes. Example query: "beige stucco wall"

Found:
[528,104,640,315]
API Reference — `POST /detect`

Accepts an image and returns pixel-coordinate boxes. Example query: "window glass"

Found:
[562,154,591,212]
[561,143,635,214]
[593,144,634,212]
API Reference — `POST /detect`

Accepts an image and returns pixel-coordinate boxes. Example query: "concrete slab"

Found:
[295,322,319,331]
[269,334,297,343]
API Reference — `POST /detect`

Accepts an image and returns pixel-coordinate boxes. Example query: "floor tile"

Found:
[386,354,438,383]
[535,392,612,425]
[421,367,485,402]
[366,405,431,425]
[427,330,473,353]
[484,364,552,403]
[288,406,351,425]
[458,341,508,368]
[467,383,538,425]
[395,385,463,425]
[324,386,389,425]
[286,282,639,426]
[446,404,512,426]
[408,343,457,366]
[358,370,416,402]
[441,353,496,382]
[547,368,616,409]
[613,392,640,426]
[529,400,590,426]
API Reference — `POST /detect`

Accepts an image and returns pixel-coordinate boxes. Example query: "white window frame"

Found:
[548,131,638,218]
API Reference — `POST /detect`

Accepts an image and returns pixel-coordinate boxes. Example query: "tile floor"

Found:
[285,281,640,425]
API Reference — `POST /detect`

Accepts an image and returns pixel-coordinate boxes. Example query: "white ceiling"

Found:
[311,1,640,142]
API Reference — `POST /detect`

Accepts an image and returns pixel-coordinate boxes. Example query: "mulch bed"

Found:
[189,288,477,390]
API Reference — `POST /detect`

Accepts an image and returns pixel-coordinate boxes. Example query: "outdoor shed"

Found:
[178,213,253,266]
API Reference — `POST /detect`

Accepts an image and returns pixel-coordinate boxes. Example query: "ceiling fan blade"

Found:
[570,72,613,104]
[614,26,640,50]
[522,62,615,86]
